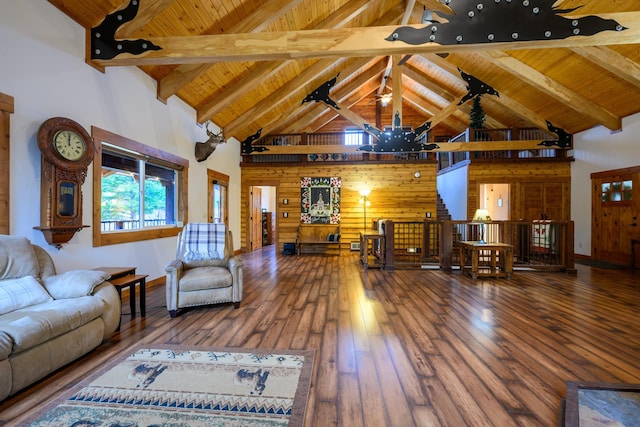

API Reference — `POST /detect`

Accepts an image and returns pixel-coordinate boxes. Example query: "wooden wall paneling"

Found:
[466,161,572,220]
[241,162,437,253]
[0,93,14,235]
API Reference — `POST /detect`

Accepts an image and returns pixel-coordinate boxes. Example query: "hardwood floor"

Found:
[2,246,640,426]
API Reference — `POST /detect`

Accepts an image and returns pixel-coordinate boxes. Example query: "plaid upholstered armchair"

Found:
[165,223,243,317]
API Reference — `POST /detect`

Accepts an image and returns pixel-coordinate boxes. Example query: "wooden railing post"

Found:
[384,220,394,270]
[566,220,576,274]
[440,219,453,272]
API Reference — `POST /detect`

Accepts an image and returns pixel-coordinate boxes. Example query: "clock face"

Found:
[54,130,87,161]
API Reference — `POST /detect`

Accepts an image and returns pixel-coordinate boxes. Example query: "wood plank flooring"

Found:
[2,246,640,426]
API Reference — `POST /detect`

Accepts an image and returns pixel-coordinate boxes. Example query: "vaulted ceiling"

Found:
[49,0,640,144]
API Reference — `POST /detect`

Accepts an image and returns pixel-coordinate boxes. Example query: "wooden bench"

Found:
[296,224,341,255]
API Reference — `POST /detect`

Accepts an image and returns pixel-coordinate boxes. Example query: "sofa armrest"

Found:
[165,259,184,313]
[92,281,121,339]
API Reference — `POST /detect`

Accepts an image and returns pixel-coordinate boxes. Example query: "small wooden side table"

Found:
[92,267,147,330]
[458,241,514,279]
[109,274,148,318]
[360,231,385,269]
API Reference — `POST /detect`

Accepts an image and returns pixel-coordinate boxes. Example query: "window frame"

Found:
[207,169,229,225]
[92,126,189,247]
[600,177,633,207]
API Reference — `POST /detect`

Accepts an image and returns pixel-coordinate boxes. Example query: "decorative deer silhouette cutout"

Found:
[195,122,226,162]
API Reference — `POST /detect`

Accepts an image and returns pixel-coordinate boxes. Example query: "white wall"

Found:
[437,165,468,220]
[571,112,640,256]
[1,2,242,280]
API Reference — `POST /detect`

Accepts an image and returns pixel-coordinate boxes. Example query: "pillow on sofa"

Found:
[43,270,110,299]
[0,276,52,315]
[0,236,39,280]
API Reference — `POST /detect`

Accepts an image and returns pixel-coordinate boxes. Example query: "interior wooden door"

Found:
[591,168,640,265]
[250,186,262,251]
[519,182,569,220]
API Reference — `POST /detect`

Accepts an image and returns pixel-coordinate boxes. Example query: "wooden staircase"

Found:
[436,193,451,220]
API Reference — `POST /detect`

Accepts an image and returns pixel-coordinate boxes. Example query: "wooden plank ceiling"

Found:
[49,0,640,144]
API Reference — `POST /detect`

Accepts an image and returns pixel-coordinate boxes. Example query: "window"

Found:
[344,127,364,146]
[92,127,188,246]
[601,179,633,203]
[208,169,229,225]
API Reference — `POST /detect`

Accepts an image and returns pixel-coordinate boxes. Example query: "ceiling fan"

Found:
[376,92,393,107]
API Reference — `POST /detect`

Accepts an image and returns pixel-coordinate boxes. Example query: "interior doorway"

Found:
[249,185,277,251]
[478,183,510,220]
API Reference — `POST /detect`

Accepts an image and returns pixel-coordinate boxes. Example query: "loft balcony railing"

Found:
[378,219,575,273]
[242,128,570,165]
[101,219,170,231]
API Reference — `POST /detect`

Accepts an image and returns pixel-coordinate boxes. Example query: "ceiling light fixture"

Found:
[379,93,392,107]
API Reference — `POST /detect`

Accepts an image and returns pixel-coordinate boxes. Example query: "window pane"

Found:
[101,164,141,231]
[623,180,633,201]
[144,162,176,227]
[344,128,363,146]
[601,182,610,202]
[213,183,226,224]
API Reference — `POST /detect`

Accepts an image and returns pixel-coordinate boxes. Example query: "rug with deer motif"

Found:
[27,345,315,427]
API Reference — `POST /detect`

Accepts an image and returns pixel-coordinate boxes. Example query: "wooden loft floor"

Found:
[2,248,639,426]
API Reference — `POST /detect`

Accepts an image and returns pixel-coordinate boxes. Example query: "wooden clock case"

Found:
[34,117,94,248]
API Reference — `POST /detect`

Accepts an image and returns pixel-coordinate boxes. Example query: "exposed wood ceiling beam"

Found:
[193,0,388,122]
[157,0,305,103]
[392,55,403,125]
[91,12,640,66]
[116,0,176,38]
[304,81,382,133]
[377,0,415,95]
[257,58,384,137]
[297,63,388,132]
[223,57,348,138]
[476,50,622,130]
[570,46,640,91]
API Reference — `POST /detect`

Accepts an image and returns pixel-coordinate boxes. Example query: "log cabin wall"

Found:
[241,163,437,253]
[466,160,572,221]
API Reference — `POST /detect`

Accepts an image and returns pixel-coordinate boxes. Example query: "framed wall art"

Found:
[300,177,340,224]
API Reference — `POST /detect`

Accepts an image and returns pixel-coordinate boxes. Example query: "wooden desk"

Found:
[360,231,385,269]
[458,241,514,279]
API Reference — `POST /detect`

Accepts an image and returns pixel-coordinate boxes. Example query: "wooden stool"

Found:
[109,274,148,330]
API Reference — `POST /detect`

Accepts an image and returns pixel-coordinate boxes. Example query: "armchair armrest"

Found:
[165,259,184,315]
[228,256,244,303]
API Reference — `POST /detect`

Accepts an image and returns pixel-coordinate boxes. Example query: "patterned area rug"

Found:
[27,345,315,426]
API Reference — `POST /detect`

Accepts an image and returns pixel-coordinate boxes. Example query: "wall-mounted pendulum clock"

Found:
[34,117,93,248]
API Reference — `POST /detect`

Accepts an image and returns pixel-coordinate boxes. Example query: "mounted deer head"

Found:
[195,122,226,162]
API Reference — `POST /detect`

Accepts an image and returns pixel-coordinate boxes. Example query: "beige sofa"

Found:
[0,235,121,401]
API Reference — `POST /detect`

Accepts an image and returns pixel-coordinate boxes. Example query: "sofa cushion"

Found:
[43,270,110,299]
[0,236,39,280]
[0,276,52,316]
[0,297,104,353]
[0,331,12,360]
[179,267,232,291]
